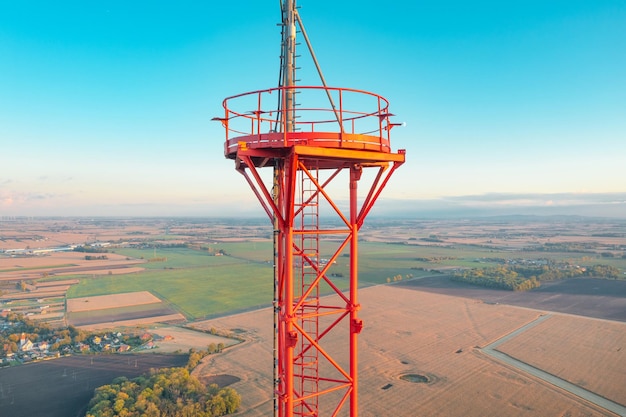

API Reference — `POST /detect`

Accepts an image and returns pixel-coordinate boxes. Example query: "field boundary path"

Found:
[481,314,626,416]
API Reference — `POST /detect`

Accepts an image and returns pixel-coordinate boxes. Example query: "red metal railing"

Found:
[220,86,396,157]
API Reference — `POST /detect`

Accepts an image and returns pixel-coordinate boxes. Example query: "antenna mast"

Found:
[282,0,297,132]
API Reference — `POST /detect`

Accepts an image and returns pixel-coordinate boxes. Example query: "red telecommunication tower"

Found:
[216,1,405,416]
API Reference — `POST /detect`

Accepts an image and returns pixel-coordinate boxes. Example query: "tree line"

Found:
[452,264,622,291]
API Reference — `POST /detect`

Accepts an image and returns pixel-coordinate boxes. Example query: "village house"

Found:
[117,344,131,352]
[37,340,49,352]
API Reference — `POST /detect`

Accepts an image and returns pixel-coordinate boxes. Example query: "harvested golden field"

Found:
[1,289,68,300]
[67,291,185,329]
[194,286,621,416]
[193,310,273,416]
[67,291,161,312]
[496,314,626,406]
[148,326,239,354]
[0,251,145,281]
[77,314,186,331]
[35,279,80,287]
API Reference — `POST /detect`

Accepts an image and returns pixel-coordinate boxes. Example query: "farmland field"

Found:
[66,291,185,327]
[192,285,626,417]
[68,303,178,324]
[397,276,626,322]
[66,257,275,320]
[4,217,626,322]
[2,217,626,416]
[0,354,189,417]
[495,314,626,406]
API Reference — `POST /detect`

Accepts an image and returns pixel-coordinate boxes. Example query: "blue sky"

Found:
[1,1,625,217]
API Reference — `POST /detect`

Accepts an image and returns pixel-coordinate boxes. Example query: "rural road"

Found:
[481,314,626,417]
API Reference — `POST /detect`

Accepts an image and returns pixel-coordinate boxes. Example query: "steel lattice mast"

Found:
[216,2,405,416]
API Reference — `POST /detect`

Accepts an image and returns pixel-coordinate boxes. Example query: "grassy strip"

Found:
[67,263,274,320]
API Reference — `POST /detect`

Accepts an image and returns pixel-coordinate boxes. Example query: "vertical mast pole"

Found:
[273,166,280,417]
[283,0,296,133]
[349,165,361,417]
[277,3,296,417]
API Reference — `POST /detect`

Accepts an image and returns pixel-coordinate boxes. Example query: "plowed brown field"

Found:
[193,285,624,416]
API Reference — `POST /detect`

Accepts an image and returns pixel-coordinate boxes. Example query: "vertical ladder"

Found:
[295,162,320,416]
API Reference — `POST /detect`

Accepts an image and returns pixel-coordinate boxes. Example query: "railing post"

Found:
[257,91,263,141]
[339,89,344,145]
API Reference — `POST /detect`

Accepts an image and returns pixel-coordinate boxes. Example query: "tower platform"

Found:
[219,86,405,169]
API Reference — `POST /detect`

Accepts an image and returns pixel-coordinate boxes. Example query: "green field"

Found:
[68,263,273,321]
[66,243,419,320]
[65,241,626,322]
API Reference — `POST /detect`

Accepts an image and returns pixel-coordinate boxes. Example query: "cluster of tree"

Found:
[531,242,596,253]
[584,264,623,278]
[86,367,240,417]
[74,245,109,253]
[414,256,457,263]
[16,280,33,291]
[147,257,167,263]
[153,243,188,249]
[420,235,444,243]
[600,252,626,258]
[186,344,225,370]
[85,255,109,260]
[206,327,244,343]
[410,267,445,274]
[452,264,623,292]
[131,243,187,251]
[386,273,413,283]
[452,266,541,291]
[479,257,508,264]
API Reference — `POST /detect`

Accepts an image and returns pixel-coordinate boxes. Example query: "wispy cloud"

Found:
[444,192,626,206]
[0,191,67,206]
[373,192,626,218]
